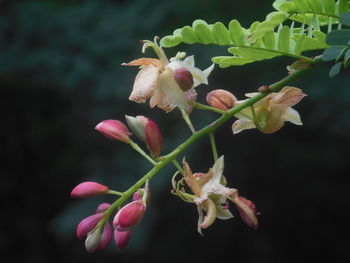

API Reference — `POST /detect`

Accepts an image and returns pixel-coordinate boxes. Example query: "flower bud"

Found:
[174,68,194,92]
[206,89,237,111]
[125,115,147,142]
[71,182,109,198]
[98,222,113,250]
[96,203,111,213]
[233,196,258,229]
[114,229,132,250]
[132,188,151,202]
[113,200,145,231]
[95,120,131,143]
[85,228,102,253]
[145,119,163,157]
[77,213,104,240]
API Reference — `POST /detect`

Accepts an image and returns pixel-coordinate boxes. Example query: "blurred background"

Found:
[1,0,350,262]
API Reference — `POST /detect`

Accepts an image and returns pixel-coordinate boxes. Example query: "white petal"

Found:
[245,92,259,98]
[210,156,224,185]
[283,107,302,125]
[216,206,234,220]
[232,119,256,134]
[129,66,159,103]
[184,55,195,66]
[203,63,215,78]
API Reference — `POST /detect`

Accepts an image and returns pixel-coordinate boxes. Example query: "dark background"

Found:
[1,0,350,262]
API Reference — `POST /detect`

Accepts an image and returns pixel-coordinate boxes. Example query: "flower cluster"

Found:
[70,37,308,252]
[71,182,149,252]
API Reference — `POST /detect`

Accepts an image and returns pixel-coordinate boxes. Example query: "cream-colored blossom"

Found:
[232,86,306,134]
[183,156,238,234]
[123,39,214,112]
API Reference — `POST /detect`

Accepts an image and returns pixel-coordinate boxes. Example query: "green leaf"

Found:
[263,31,276,49]
[338,0,349,15]
[181,26,199,44]
[294,34,306,54]
[228,20,245,46]
[329,61,342,77]
[326,29,350,45]
[278,26,290,52]
[340,11,350,26]
[193,19,215,44]
[160,35,182,48]
[344,49,350,67]
[228,47,281,60]
[212,22,231,45]
[324,0,336,16]
[322,46,346,61]
[211,56,254,67]
[307,0,322,13]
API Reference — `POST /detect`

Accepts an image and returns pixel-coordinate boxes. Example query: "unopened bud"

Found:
[77,213,104,240]
[174,68,194,92]
[132,188,151,202]
[85,228,102,253]
[96,203,111,213]
[233,196,258,229]
[95,120,131,143]
[98,222,113,250]
[114,229,132,250]
[206,89,237,111]
[145,119,163,158]
[71,182,109,198]
[125,115,147,142]
[113,200,145,231]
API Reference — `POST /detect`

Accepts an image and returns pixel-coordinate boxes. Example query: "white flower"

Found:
[123,39,214,112]
[232,86,306,134]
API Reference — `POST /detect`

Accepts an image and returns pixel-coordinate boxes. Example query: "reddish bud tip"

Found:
[145,119,163,158]
[174,68,194,92]
[233,196,258,229]
[113,200,145,231]
[71,182,109,198]
[95,120,131,143]
[206,89,237,111]
[76,213,104,240]
[96,203,111,213]
[114,229,132,250]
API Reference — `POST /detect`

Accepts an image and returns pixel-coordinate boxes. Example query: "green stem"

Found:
[101,67,312,221]
[192,102,226,115]
[107,190,124,196]
[209,133,219,162]
[172,159,184,175]
[129,140,157,165]
[180,109,196,133]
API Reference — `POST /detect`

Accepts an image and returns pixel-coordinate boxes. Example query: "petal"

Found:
[269,86,306,108]
[122,58,162,68]
[210,156,224,185]
[232,119,256,134]
[283,107,302,125]
[129,66,159,103]
[199,199,217,229]
[184,55,195,66]
[216,205,234,220]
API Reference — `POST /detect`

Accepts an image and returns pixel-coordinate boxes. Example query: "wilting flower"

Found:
[95,120,132,143]
[232,86,306,134]
[71,181,109,198]
[123,38,214,112]
[113,200,146,231]
[182,156,258,233]
[232,196,258,229]
[206,89,237,111]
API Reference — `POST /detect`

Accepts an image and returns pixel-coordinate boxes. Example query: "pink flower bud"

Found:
[95,120,131,143]
[96,203,111,213]
[98,222,113,250]
[233,196,258,229]
[76,213,104,240]
[125,115,148,142]
[113,200,145,231]
[145,119,163,157]
[174,68,194,92]
[71,182,109,198]
[206,89,237,111]
[114,229,132,250]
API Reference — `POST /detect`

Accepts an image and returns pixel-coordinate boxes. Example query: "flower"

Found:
[182,156,258,233]
[95,120,132,143]
[71,182,109,198]
[114,229,132,250]
[76,213,104,240]
[232,196,258,229]
[123,38,214,112]
[206,89,237,111]
[232,86,306,134]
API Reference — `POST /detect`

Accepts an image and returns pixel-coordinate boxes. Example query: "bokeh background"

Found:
[1,0,350,262]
